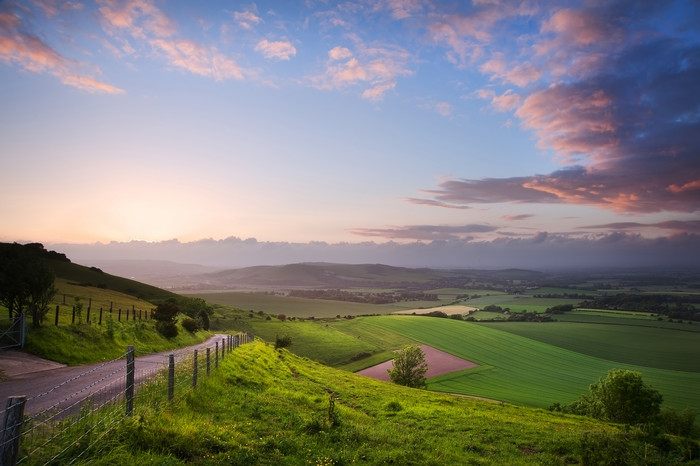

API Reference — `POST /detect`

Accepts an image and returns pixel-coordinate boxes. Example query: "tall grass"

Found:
[23,341,685,465]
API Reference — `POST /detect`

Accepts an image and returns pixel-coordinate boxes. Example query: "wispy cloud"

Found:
[352,223,498,241]
[0,7,124,94]
[310,38,413,100]
[97,0,248,81]
[580,220,700,234]
[233,9,262,31]
[255,39,296,60]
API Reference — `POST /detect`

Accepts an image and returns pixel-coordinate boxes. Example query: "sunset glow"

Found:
[1,0,698,268]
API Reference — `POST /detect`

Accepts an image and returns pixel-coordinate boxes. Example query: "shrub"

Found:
[275,335,292,349]
[156,321,178,338]
[181,317,199,333]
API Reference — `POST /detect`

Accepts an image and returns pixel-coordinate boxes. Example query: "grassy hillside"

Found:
[353,316,700,412]
[30,340,695,465]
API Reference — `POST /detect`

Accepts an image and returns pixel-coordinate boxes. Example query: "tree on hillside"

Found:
[388,345,428,389]
[154,299,180,338]
[559,369,663,425]
[0,243,57,326]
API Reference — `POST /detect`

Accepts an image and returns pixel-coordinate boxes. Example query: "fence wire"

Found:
[1,333,252,466]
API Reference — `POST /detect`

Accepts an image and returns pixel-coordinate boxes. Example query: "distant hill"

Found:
[1,242,177,303]
[164,262,545,290]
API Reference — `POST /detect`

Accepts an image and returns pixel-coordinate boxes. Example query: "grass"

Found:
[477,320,700,372]
[355,316,700,411]
[24,340,684,465]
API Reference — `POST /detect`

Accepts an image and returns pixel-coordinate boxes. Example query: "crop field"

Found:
[477,320,700,372]
[186,291,453,318]
[345,315,700,411]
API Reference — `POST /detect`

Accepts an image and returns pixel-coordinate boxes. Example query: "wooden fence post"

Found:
[126,346,134,416]
[72,306,75,324]
[221,338,225,360]
[206,347,210,377]
[1,396,27,466]
[118,309,121,322]
[99,308,103,325]
[168,354,175,402]
[215,342,219,369]
[192,350,198,388]
[54,305,59,326]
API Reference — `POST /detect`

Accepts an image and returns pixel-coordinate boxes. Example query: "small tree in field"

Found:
[560,369,663,425]
[388,345,428,388]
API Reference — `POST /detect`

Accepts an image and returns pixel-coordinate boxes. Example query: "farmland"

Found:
[346,316,700,411]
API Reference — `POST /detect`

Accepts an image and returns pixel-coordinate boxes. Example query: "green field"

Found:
[186,291,449,318]
[349,316,700,411]
[477,320,700,372]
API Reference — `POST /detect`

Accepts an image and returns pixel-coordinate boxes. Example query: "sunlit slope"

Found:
[113,340,622,464]
[355,316,700,411]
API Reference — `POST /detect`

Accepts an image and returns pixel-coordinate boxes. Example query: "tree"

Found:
[561,369,663,425]
[154,299,180,338]
[0,243,57,326]
[388,345,428,388]
[26,263,57,328]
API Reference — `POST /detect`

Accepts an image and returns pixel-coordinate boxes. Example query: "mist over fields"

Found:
[51,233,700,272]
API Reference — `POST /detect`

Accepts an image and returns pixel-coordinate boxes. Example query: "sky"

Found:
[1,0,699,269]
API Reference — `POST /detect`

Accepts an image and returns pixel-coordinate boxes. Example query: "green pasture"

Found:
[477,321,700,372]
[350,316,700,411]
[186,291,455,319]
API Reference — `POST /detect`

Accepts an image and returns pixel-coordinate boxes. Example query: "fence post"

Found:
[215,342,219,369]
[1,395,26,466]
[118,309,121,322]
[126,346,134,416]
[54,305,59,326]
[192,349,198,388]
[234,334,239,349]
[99,308,103,325]
[221,338,226,360]
[206,347,210,376]
[72,306,76,324]
[86,306,91,324]
[168,354,174,401]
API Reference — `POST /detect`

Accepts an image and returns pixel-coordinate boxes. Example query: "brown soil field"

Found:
[356,344,478,382]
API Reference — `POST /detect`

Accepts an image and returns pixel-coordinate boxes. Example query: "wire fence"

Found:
[0,332,253,465]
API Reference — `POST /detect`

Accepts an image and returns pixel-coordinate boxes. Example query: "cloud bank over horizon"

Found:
[50,233,700,271]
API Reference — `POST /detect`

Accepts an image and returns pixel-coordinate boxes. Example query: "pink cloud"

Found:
[311,41,412,100]
[150,38,244,81]
[98,0,176,39]
[491,90,520,111]
[255,39,296,61]
[0,9,124,94]
[233,9,262,30]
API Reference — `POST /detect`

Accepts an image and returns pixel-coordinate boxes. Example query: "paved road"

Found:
[0,334,231,416]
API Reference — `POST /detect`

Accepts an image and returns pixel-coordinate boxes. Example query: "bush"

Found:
[275,335,292,349]
[181,317,199,333]
[156,321,178,338]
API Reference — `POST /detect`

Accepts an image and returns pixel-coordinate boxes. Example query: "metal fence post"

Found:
[192,350,198,388]
[206,347,210,376]
[1,396,26,466]
[126,346,134,416]
[168,354,175,402]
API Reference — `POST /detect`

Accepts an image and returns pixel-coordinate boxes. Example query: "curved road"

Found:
[0,334,232,417]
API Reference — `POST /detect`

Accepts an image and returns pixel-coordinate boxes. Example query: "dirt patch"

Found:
[392,305,478,316]
[356,344,478,382]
